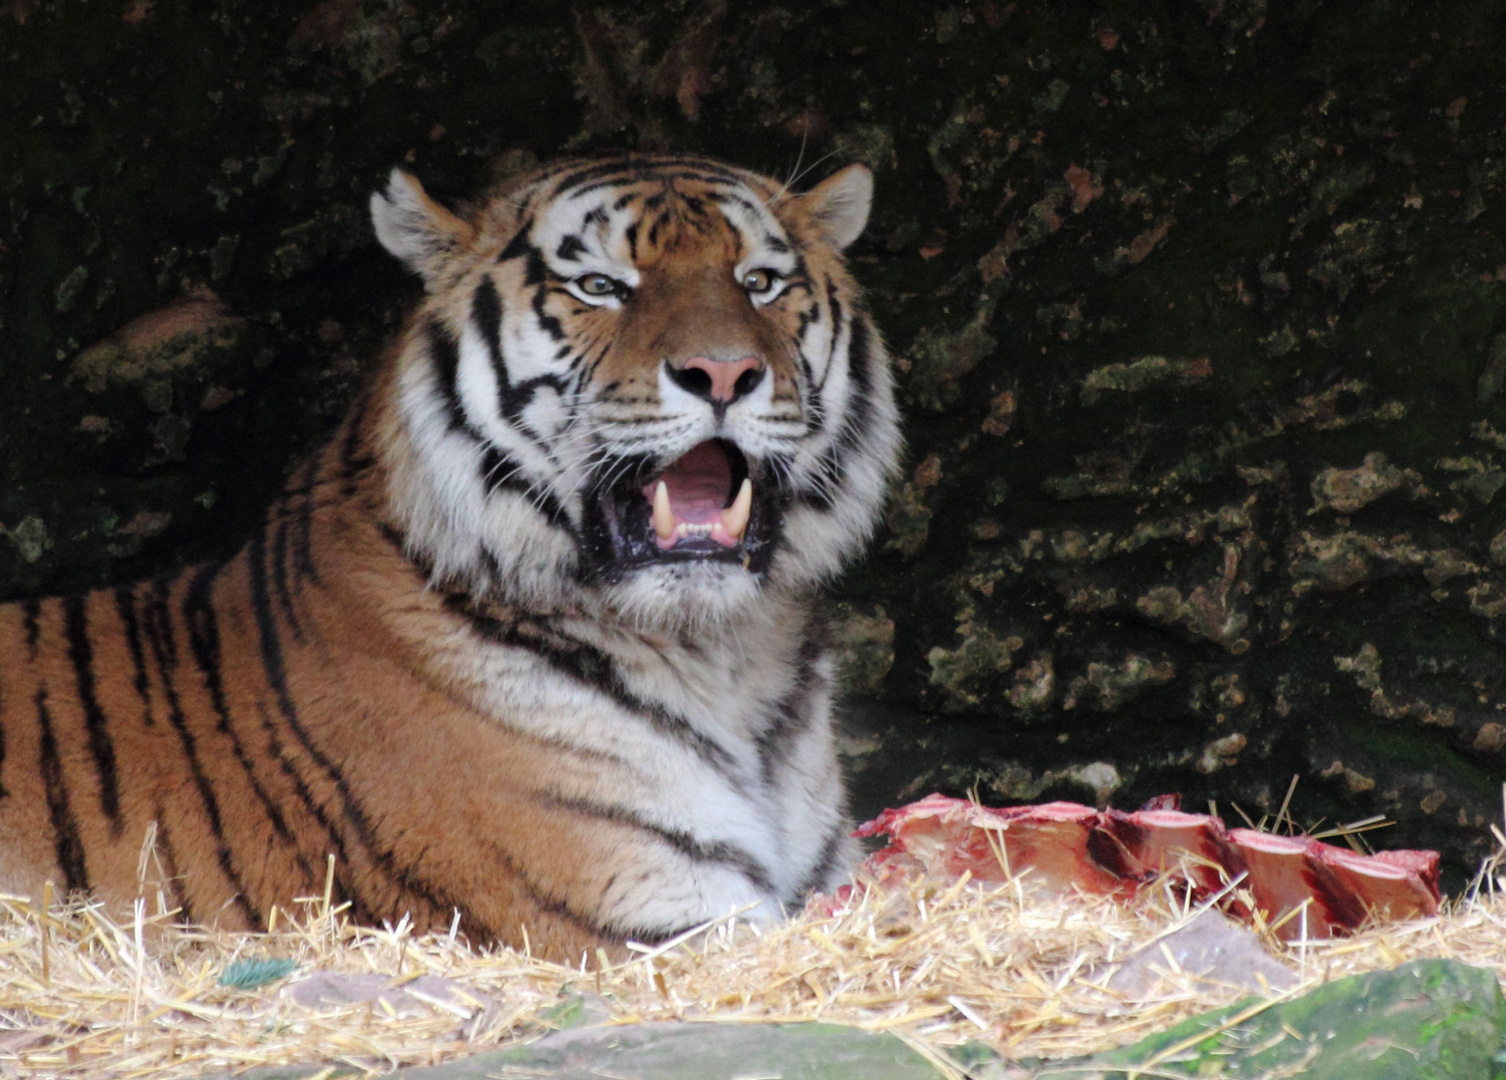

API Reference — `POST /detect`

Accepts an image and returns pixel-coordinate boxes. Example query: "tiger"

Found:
[0,153,901,960]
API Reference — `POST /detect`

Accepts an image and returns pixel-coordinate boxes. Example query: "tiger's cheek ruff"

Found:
[765,295,902,593]
[384,316,583,605]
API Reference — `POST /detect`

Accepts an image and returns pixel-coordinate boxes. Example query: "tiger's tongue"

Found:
[644,442,730,522]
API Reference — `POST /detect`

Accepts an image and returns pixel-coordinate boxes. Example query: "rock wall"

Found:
[5,0,1505,883]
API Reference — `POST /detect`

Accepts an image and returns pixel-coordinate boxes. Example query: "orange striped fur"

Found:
[0,155,901,959]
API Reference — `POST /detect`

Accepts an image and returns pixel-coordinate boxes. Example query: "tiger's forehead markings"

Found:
[634,195,747,259]
[532,170,792,272]
[706,191,792,257]
[555,161,745,199]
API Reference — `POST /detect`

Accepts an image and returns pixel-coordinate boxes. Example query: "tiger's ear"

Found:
[370,169,474,291]
[797,163,874,251]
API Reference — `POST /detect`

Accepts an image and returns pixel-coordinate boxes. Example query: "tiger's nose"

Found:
[667,355,766,405]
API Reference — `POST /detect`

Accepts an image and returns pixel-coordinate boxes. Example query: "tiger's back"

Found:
[0,154,900,958]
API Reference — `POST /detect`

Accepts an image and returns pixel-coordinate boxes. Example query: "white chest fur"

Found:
[422,592,853,937]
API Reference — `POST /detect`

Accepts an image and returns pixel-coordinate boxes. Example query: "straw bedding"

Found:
[4,844,1506,1078]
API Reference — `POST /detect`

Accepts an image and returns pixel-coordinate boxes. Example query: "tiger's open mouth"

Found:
[580,439,780,579]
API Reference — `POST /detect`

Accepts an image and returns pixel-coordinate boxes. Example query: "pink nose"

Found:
[679,355,765,403]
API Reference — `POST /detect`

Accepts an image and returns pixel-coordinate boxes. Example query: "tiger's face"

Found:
[372,155,900,626]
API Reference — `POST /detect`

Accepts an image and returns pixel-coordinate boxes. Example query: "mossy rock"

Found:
[1001,959,1506,1080]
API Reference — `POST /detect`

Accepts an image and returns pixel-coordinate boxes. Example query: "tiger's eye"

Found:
[742,268,779,294]
[578,273,621,297]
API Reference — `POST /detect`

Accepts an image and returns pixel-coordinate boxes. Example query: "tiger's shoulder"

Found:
[0,152,901,960]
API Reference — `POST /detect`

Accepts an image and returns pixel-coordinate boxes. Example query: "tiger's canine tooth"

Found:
[653,480,676,541]
[722,478,753,541]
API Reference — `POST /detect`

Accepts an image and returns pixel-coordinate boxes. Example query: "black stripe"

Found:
[447,599,742,779]
[710,191,774,230]
[62,594,123,835]
[833,409,871,456]
[506,482,575,530]
[475,275,533,422]
[556,234,586,260]
[498,222,533,263]
[796,447,843,511]
[475,835,618,943]
[251,697,357,891]
[115,587,153,725]
[645,210,668,249]
[150,815,194,925]
[564,174,650,199]
[666,169,740,187]
[831,313,879,460]
[842,311,877,438]
[21,599,40,659]
[428,317,467,431]
[756,651,824,786]
[847,309,874,396]
[823,278,846,391]
[478,543,502,581]
[798,312,820,394]
[479,445,509,493]
[477,444,569,524]
[271,514,304,641]
[375,520,433,579]
[794,820,849,900]
[143,575,177,667]
[245,523,363,915]
[795,308,878,513]
[549,156,742,193]
[36,688,90,893]
[247,523,459,924]
[472,276,505,377]
[291,455,321,586]
[339,391,377,495]
[532,284,565,342]
[580,340,613,388]
[795,288,821,345]
[430,290,572,530]
[793,315,875,514]
[473,277,572,432]
[143,574,262,929]
[548,162,643,192]
[524,249,550,287]
[542,791,776,895]
[183,563,310,865]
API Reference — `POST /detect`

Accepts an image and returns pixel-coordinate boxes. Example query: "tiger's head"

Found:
[370,154,900,627]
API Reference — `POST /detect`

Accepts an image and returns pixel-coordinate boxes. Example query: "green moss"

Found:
[1019,960,1506,1080]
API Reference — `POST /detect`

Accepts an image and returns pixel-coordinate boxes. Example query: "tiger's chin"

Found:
[599,561,772,632]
